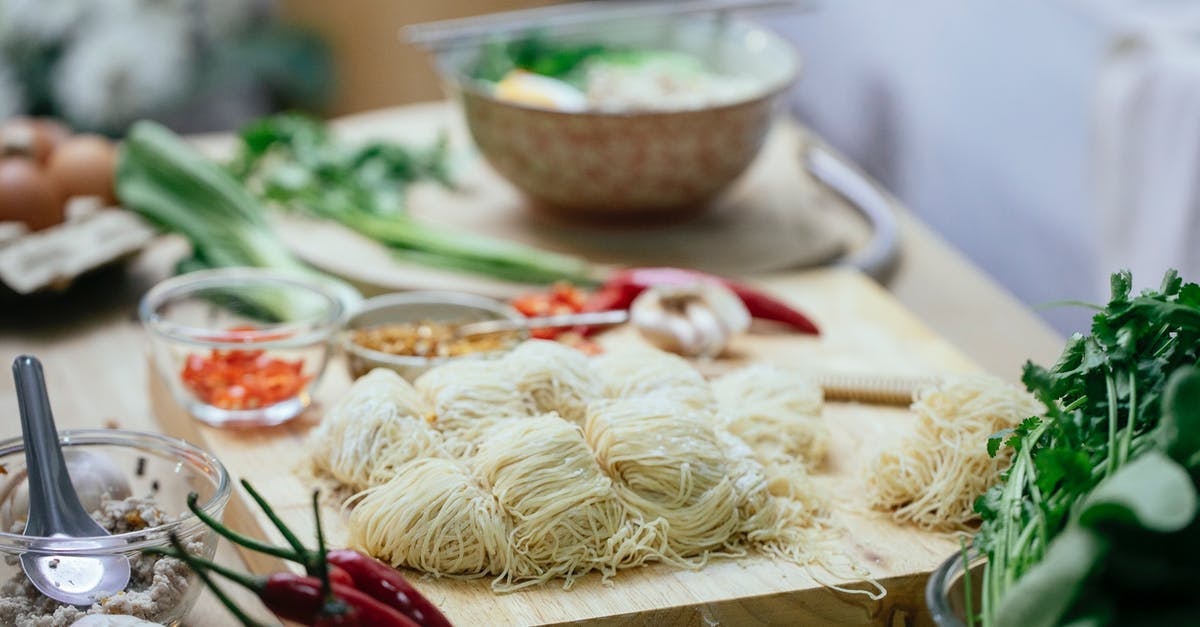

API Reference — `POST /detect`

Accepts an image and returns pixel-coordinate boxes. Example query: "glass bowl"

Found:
[927,548,986,627]
[0,429,231,626]
[341,291,529,382]
[140,268,346,427]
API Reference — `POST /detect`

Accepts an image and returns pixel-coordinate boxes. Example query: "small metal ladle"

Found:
[14,355,130,606]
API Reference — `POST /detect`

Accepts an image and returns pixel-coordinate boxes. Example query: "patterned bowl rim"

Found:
[437,15,802,118]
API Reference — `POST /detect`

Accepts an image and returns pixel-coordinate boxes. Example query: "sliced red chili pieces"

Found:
[180,326,310,410]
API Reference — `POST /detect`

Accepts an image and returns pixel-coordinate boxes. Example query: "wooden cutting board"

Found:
[149,267,977,626]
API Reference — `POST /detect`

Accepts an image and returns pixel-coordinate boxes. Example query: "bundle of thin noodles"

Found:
[504,340,599,424]
[415,359,531,456]
[308,368,447,491]
[716,429,827,557]
[348,457,510,577]
[866,375,1044,531]
[585,397,739,559]
[714,365,829,469]
[474,413,632,590]
[591,347,714,411]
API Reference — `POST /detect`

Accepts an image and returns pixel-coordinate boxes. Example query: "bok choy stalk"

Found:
[116,120,352,321]
[229,113,595,286]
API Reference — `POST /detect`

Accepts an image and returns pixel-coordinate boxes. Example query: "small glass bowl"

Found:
[927,548,986,627]
[139,268,346,427]
[341,291,529,382]
[0,429,231,626]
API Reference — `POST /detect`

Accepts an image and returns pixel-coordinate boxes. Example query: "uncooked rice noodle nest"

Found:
[504,340,599,424]
[319,342,874,594]
[585,397,740,560]
[474,414,632,591]
[415,359,530,457]
[865,374,1045,531]
[713,365,830,468]
[308,368,448,491]
[591,347,715,411]
[348,457,510,577]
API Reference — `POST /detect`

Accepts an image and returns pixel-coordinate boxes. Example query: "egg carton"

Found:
[0,198,157,294]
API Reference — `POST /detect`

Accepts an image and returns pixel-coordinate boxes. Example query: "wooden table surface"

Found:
[0,103,1064,626]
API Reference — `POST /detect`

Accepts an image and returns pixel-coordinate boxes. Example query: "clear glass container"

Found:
[341,290,528,382]
[0,430,231,626]
[139,268,344,427]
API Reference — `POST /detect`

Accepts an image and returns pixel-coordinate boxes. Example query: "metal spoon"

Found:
[14,355,130,606]
[455,309,629,338]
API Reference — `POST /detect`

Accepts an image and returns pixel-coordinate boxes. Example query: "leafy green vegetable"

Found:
[969,270,1200,626]
[471,33,610,87]
[117,120,352,321]
[231,113,595,286]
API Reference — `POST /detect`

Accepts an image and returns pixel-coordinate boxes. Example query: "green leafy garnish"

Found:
[231,113,594,285]
[971,270,1200,626]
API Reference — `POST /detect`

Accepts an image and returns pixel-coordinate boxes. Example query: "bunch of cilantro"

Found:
[969,269,1200,627]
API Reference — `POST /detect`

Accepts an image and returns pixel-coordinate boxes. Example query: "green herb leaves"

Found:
[231,114,594,285]
[972,269,1200,626]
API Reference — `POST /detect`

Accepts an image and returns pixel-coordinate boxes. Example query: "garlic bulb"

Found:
[630,283,750,357]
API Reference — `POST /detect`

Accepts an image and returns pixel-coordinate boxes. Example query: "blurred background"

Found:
[2,0,1197,334]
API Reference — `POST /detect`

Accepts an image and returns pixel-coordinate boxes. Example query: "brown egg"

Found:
[45,133,118,205]
[0,156,64,230]
[0,117,71,164]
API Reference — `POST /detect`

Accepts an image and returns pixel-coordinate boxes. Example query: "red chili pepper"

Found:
[162,541,418,627]
[328,549,454,627]
[257,572,419,626]
[585,267,820,335]
[329,563,356,589]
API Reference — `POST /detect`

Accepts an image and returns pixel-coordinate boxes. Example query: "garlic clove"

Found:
[630,282,750,358]
[684,299,728,358]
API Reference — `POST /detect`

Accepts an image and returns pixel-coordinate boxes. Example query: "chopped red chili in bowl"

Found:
[180,326,311,411]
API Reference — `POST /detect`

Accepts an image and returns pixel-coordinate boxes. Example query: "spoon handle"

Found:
[13,355,92,535]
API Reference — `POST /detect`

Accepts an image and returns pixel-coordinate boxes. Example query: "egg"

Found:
[0,117,70,164]
[494,70,588,112]
[46,133,118,205]
[0,156,64,231]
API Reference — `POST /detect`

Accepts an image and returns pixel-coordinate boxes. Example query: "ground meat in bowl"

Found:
[0,495,201,627]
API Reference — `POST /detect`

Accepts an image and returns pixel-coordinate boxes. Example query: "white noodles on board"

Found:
[348,457,510,578]
[307,369,448,491]
[713,364,830,469]
[308,341,885,594]
[505,340,599,424]
[591,346,715,411]
[865,375,1045,531]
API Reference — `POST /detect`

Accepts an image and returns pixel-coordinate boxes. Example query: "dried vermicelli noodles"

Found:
[585,397,740,559]
[505,340,599,424]
[414,358,530,456]
[315,341,854,594]
[591,347,715,411]
[865,375,1045,531]
[308,368,447,491]
[348,457,510,577]
[713,365,829,468]
[473,414,630,591]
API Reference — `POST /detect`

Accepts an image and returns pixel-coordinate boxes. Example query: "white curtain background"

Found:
[769,0,1200,334]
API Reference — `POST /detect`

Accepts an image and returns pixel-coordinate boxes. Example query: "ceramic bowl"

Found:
[436,15,801,219]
